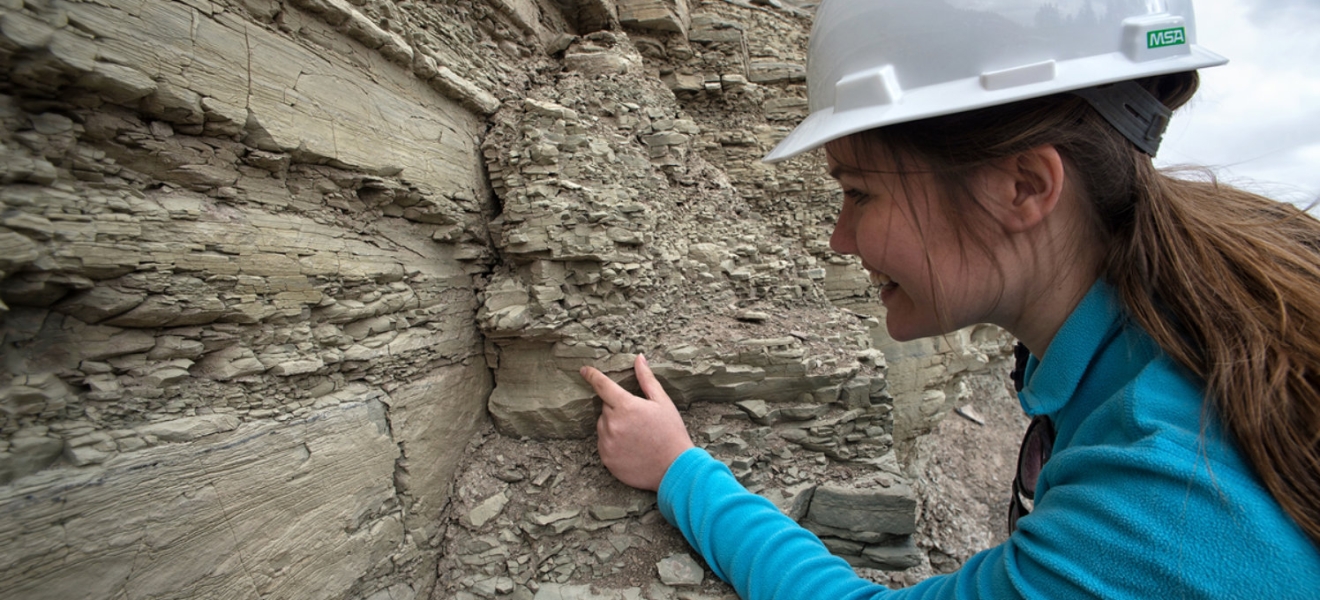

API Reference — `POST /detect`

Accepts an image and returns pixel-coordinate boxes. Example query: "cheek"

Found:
[861,209,922,265]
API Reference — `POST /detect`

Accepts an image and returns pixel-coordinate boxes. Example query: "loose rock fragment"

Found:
[955,403,985,426]
[656,553,704,586]
[469,491,510,528]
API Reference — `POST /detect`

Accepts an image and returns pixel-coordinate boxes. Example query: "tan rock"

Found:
[0,436,64,485]
[193,345,267,380]
[431,67,501,116]
[0,10,53,50]
[142,81,205,125]
[488,343,597,439]
[618,0,691,35]
[661,71,703,93]
[286,0,353,26]
[76,62,157,104]
[81,329,156,361]
[0,373,69,417]
[1,402,400,599]
[134,414,241,442]
[270,358,324,376]
[0,228,39,272]
[748,62,806,84]
[103,295,181,327]
[564,49,631,76]
[146,336,205,360]
[3,212,55,240]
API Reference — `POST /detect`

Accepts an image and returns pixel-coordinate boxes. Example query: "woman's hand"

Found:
[580,354,694,491]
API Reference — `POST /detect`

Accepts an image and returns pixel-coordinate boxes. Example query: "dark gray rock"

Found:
[805,483,917,537]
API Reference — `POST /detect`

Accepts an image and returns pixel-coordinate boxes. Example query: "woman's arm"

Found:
[660,447,900,600]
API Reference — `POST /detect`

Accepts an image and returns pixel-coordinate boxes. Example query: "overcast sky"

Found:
[1158,0,1320,209]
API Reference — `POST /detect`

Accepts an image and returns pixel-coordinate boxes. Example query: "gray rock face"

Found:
[0,0,494,595]
[1,0,1012,598]
[2,401,400,599]
[474,53,888,442]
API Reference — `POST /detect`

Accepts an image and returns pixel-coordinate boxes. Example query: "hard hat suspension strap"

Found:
[1070,81,1173,157]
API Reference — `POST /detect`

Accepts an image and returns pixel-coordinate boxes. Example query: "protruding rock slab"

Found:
[802,482,924,571]
[806,483,917,536]
[618,0,691,35]
[488,343,598,439]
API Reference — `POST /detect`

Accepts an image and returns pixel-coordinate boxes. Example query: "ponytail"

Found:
[1108,154,1320,550]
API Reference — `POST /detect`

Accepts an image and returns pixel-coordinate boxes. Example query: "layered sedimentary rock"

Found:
[1,0,1012,598]
[0,0,496,596]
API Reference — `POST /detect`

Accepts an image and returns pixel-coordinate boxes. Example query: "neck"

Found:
[996,201,1103,358]
[1011,272,1098,357]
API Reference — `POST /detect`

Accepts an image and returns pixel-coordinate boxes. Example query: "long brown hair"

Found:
[829,71,1320,547]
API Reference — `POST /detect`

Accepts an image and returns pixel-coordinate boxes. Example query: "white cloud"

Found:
[1158,0,1320,208]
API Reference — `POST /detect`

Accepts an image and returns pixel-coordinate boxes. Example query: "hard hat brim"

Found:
[762,48,1227,164]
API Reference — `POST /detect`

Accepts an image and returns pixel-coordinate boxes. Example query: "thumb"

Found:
[634,354,673,406]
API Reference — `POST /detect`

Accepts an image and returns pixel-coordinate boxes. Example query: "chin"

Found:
[883,305,957,342]
[884,320,940,343]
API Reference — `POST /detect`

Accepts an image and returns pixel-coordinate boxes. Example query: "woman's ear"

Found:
[979,145,1066,234]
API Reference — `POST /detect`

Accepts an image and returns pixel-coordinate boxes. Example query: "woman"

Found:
[580,0,1320,597]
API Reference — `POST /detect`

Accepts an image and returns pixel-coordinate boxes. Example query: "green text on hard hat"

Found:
[1147,27,1187,49]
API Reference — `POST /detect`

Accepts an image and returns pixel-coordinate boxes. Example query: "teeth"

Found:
[869,271,891,287]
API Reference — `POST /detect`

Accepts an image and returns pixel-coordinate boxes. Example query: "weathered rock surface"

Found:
[803,482,924,570]
[1,0,1013,598]
[2,400,399,599]
[1,0,495,595]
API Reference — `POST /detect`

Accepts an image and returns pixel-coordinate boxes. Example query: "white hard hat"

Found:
[763,0,1228,163]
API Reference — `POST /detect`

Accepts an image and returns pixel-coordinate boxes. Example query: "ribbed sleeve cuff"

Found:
[658,446,716,527]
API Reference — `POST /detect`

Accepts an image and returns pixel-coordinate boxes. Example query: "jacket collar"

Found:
[1019,280,1124,416]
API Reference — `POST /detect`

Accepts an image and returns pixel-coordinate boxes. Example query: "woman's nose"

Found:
[829,206,857,255]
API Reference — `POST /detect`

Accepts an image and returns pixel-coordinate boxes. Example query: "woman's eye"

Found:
[843,189,869,204]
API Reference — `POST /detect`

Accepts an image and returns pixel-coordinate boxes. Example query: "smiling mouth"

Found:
[867,268,894,288]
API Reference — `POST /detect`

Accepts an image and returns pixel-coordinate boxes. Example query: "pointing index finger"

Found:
[580,365,629,409]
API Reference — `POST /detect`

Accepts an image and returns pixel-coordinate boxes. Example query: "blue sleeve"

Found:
[656,439,1319,600]
[658,447,901,600]
[653,447,1112,600]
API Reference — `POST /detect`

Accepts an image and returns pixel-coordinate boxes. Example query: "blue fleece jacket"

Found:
[658,281,1320,599]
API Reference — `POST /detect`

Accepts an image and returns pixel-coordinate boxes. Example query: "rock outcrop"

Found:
[0,0,1013,598]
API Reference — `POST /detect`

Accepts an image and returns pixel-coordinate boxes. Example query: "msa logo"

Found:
[1148,27,1187,49]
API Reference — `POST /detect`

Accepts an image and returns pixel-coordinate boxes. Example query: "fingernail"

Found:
[639,354,648,366]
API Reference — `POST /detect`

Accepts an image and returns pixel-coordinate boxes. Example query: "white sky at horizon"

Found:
[1158,0,1320,210]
